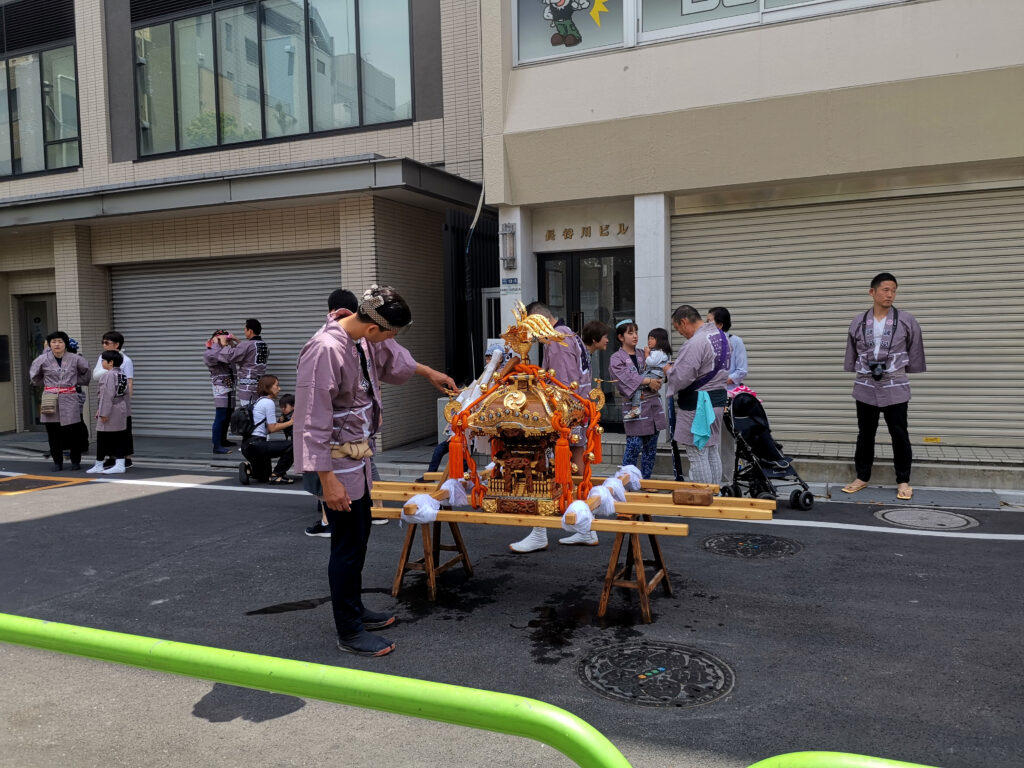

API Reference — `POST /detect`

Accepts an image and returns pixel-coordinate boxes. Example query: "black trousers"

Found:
[324,490,373,638]
[241,437,293,480]
[855,400,912,484]
[45,422,82,466]
[96,429,129,460]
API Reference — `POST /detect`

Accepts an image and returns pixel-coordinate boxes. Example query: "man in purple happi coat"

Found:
[216,318,268,404]
[509,301,594,552]
[294,285,455,658]
[841,272,926,501]
[669,305,731,485]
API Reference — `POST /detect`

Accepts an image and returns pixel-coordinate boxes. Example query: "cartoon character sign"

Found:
[542,0,591,47]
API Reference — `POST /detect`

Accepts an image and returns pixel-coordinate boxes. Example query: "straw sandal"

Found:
[841,479,869,494]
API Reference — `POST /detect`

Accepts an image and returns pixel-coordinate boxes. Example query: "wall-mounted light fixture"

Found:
[499,223,517,271]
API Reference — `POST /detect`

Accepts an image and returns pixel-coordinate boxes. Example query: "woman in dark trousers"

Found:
[241,375,294,484]
[30,331,92,471]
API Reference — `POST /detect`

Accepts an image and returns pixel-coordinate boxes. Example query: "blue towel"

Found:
[691,390,715,450]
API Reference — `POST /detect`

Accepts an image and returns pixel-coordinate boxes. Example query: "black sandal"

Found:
[269,475,295,485]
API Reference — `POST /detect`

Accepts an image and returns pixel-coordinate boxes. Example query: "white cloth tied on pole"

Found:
[561,500,593,534]
[602,477,627,503]
[617,464,643,491]
[440,478,469,507]
[401,494,440,526]
[587,485,617,518]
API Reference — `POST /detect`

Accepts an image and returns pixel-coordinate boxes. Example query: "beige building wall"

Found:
[483,0,1024,206]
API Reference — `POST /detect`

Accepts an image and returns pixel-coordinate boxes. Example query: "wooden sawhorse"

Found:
[391,520,473,601]
[598,514,672,624]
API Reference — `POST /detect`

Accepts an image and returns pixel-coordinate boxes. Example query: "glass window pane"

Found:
[9,54,45,174]
[135,25,176,155]
[42,46,78,150]
[516,0,624,62]
[217,4,263,144]
[359,0,411,125]
[641,0,758,33]
[175,14,217,150]
[262,0,308,138]
[308,0,358,131]
[0,62,11,176]
[46,140,79,169]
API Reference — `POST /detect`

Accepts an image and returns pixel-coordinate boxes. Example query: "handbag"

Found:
[40,392,59,415]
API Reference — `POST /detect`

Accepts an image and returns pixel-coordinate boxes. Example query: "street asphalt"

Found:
[1,456,1022,768]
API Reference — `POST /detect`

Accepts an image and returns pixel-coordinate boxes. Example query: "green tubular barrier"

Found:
[0,612,631,768]
[747,751,940,768]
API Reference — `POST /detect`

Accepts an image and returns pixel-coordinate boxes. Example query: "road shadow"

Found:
[192,683,305,723]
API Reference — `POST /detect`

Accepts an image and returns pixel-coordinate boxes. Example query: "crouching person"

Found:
[241,375,294,484]
[88,351,131,474]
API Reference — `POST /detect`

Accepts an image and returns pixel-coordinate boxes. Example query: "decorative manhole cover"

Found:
[875,507,979,531]
[577,641,734,708]
[702,533,803,558]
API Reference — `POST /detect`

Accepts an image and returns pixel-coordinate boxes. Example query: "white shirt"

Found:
[251,397,277,439]
[872,318,886,359]
[94,350,134,380]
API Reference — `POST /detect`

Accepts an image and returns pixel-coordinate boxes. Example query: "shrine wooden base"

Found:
[598,514,672,624]
[391,520,473,601]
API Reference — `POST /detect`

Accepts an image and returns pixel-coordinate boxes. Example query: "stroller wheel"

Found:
[789,489,803,509]
[720,484,734,497]
[755,491,775,500]
[797,490,815,511]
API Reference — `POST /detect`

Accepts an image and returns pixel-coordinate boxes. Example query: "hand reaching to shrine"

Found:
[418,364,457,394]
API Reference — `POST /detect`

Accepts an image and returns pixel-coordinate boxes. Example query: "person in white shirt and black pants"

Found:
[242,375,294,484]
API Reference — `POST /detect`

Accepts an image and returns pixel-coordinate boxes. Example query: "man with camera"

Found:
[842,272,926,500]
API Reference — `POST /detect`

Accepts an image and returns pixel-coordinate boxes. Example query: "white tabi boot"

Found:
[509,527,548,553]
[558,531,599,546]
[102,459,127,474]
[85,461,106,474]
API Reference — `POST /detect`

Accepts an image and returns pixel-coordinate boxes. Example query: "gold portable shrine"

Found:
[445,302,604,516]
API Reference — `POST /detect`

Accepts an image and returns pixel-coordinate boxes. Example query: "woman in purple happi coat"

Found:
[294,285,455,659]
[609,319,667,479]
[668,305,731,485]
[29,330,92,471]
[204,329,238,454]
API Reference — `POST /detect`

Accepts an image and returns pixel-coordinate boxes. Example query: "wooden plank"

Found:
[611,502,773,520]
[369,507,689,537]
[623,491,775,511]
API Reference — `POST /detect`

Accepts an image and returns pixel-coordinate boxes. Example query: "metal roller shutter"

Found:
[670,187,1024,447]
[111,253,340,437]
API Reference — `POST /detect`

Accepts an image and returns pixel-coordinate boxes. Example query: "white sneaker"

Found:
[371,518,389,526]
[509,527,548,553]
[558,531,599,546]
[102,460,126,474]
[86,461,106,474]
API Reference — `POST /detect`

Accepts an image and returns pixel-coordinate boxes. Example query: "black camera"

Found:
[868,360,887,381]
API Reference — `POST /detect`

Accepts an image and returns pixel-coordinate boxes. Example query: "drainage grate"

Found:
[577,641,734,708]
[875,507,979,531]
[702,533,803,559]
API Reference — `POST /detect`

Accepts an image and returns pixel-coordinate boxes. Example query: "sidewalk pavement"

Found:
[1,429,1020,508]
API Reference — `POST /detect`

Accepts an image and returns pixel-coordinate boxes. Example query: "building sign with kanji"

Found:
[532,202,634,252]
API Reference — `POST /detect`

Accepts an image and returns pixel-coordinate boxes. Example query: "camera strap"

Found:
[861,307,899,362]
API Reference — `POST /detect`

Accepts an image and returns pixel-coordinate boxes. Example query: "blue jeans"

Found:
[212,407,233,447]
[427,439,450,473]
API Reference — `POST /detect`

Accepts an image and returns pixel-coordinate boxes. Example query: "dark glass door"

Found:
[539,249,634,430]
[19,293,57,430]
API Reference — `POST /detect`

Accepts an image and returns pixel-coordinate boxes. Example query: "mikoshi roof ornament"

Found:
[443,301,605,515]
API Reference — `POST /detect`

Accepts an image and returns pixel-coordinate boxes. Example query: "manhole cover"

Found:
[577,641,734,708]
[702,533,803,558]
[875,507,979,531]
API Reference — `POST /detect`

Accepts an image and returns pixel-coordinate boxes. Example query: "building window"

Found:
[0,45,80,177]
[133,0,412,157]
[514,0,911,64]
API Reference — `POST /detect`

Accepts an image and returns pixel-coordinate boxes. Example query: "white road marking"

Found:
[3,470,1023,540]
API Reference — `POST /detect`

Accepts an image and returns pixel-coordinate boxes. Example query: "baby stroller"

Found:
[721,391,814,510]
